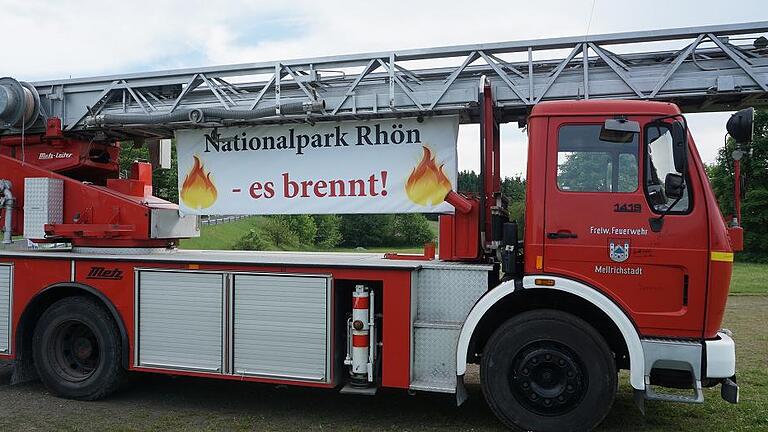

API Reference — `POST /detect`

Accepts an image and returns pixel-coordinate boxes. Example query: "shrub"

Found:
[340,214,397,247]
[260,217,300,249]
[280,215,317,246]
[391,214,435,246]
[233,228,269,250]
[508,201,526,233]
[313,215,343,248]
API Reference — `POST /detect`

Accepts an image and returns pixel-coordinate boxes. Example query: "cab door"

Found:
[542,117,709,338]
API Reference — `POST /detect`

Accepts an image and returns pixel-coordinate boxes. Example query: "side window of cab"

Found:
[645,124,691,213]
[556,124,639,193]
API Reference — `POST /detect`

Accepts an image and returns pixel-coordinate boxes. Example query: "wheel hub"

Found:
[73,337,94,359]
[510,342,587,416]
[50,320,100,382]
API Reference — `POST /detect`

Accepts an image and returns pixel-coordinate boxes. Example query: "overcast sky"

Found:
[2,0,766,176]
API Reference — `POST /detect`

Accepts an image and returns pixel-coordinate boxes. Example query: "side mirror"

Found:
[664,173,685,200]
[670,120,688,174]
[727,107,755,144]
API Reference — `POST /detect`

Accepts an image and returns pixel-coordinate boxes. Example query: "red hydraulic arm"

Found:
[437,78,502,262]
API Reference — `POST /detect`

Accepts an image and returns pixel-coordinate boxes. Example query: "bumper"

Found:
[706,331,739,404]
[640,331,738,405]
[704,332,739,403]
[705,331,736,379]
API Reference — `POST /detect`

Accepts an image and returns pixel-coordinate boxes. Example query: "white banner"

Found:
[175,116,459,215]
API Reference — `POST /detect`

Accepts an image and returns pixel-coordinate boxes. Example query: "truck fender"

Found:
[18,282,130,370]
[455,275,646,391]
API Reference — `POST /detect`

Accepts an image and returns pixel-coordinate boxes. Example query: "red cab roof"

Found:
[529,99,681,117]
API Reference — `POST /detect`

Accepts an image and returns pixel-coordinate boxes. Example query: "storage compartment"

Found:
[233,274,331,382]
[23,177,63,240]
[136,270,224,372]
[0,264,11,354]
[134,269,332,383]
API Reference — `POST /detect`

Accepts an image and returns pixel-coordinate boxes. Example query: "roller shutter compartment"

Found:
[137,270,224,372]
[0,264,10,354]
[233,274,331,382]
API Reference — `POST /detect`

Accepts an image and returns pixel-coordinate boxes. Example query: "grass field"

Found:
[179,217,263,250]
[730,261,768,295]
[179,216,439,253]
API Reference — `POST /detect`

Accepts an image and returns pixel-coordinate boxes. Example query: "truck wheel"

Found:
[480,309,616,432]
[32,296,124,400]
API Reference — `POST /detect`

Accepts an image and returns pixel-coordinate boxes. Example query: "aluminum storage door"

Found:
[233,274,330,382]
[137,270,224,372]
[0,264,10,354]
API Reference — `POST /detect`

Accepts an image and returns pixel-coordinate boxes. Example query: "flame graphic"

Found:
[180,154,218,209]
[405,146,452,206]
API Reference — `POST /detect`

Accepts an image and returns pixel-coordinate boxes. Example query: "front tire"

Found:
[33,296,124,400]
[481,309,617,432]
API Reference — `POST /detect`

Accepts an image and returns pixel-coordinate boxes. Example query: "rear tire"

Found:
[33,296,124,400]
[480,309,616,432]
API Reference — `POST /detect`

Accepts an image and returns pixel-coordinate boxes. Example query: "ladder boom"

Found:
[2,21,767,140]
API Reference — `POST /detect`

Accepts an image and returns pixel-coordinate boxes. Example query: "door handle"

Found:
[547,231,578,239]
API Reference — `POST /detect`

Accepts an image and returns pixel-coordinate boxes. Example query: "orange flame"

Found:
[180,154,218,209]
[405,146,452,206]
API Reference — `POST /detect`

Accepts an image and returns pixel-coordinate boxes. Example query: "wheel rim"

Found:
[48,320,101,383]
[509,341,587,416]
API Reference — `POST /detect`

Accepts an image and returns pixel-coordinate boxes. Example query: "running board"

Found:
[644,378,704,404]
[635,337,706,412]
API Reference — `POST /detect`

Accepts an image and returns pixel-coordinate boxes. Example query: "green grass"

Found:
[730,262,768,295]
[179,217,262,250]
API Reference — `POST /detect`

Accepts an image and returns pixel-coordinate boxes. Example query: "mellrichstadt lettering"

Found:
[203,123,422,156]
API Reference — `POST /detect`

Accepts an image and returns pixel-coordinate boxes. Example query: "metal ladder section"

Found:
[641,338,705,403]
[11,22,768,140]
[410,264,490,393]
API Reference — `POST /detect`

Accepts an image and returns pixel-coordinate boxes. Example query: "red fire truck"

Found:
[0,22,766,431]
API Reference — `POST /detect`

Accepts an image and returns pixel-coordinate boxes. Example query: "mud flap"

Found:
[634,389,646,415]
[721,376,739,404]
[456,374,468,406]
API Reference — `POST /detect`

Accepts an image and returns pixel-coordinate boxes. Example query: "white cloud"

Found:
[1,0,764,174]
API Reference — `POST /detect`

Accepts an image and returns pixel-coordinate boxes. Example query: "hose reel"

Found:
[0,77,41,130]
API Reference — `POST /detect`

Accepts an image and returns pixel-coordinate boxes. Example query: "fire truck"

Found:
[0,21,766,431]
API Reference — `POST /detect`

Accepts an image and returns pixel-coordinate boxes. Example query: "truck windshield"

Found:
[645,124,690,212]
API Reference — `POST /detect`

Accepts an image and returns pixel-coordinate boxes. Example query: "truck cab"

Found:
[525,100,735,340]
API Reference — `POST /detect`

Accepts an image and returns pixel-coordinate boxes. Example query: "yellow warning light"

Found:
[534,278,555,287]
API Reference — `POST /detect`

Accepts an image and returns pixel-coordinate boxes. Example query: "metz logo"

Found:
[87,267,124,280]
[38,152,73,160]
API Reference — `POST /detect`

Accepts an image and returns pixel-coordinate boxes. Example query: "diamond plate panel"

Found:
[23,178,63,240]
[412,326,460,391]
[415,268,488,322]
